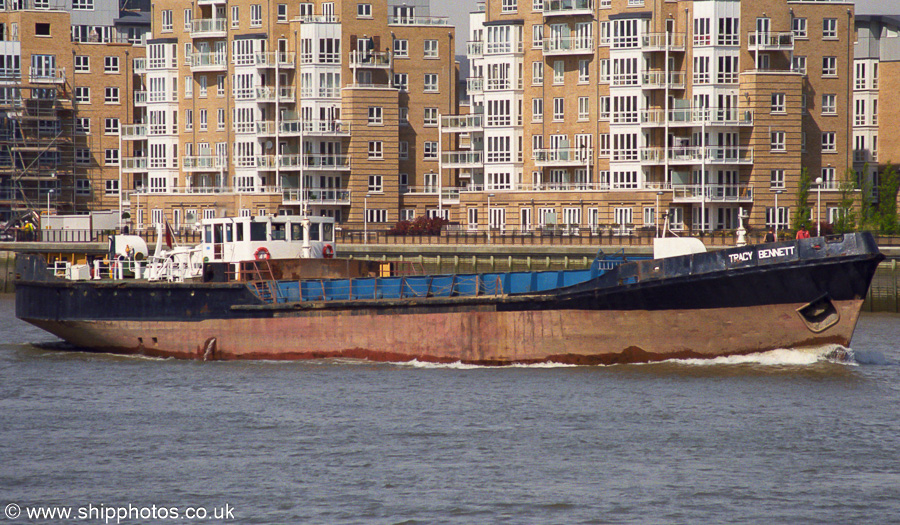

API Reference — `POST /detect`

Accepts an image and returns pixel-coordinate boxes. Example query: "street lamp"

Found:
[773,189,784,232]
[487,193,495,243]
[656,191,664,237]
[47,189,54,216]
[363,193,369,244]
[815,176,823,237]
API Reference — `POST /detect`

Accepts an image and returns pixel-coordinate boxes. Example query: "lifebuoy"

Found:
[323,244,334,259]
[254,247,271,260]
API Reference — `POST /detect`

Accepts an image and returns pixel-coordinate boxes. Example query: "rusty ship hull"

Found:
[15,233,884,365]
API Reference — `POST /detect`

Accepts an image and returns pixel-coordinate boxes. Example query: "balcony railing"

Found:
[747,31,794,50]
[441,114,483,132]
[641,71,686,89]
[252,52,296,68]
[467,77,484,94]
[133,91,147,105]
[533,147,593,166]
[543,37,594,55]
[441,151,483,167]
[188,52,227,70]
[190,18,227,37]
[183,156,227,171]
[29,67,65,84]
[672,184,754,203]
[543,0,593,16]
[349,50,392,68]
[641,108,754,127]
[467,41,483,57]
[277,154,350,170]
[255,86,296,102]
[120,124,147,140]
[640,146,754,165]
[283,188,351,205]
[641,33,686,51]
[121,157,148,172]
[388,16,449,26]
[133,57,146,74]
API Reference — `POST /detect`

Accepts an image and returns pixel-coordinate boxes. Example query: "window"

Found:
[821,167,836,188]
[718,17,739,46]
[367,106,383,125]
[217,108,225,131]
[770,131,785,152]
[822,94,836,115]
[161,10,173,31]
[104,118,119,134]
[393,73,408,91]
[502,0,517,13]
[76,118,90,134]
[424,107,438,126]
[855,99,866,126]
[105,180,119,196]
[199,76,207,97]
[532,98,543,122]
[529,62,542,86]
[424,73,438,92]
[104,148,119,166]
[368,174,383,192]
[35,23,50,36]
[770,169,785,189]
[771,93,785,113]
[104,87,119,104]
[578,59,589,83]
[553,60,564,84]
[277,3,288,21]
[75,86,90,104]
[419,40,438,60]
[532,25,543,48]
[399,141,409,160]
[399,107,409,124]
[823,18,837,39]
[366,209,388,223]
[822,132,836,152]
[792,55,807,75]
[217,75,225,97]
[251,5,262,27]
[792,17,807,38]
[822,56,837,77]
[199,109,207,131]
[394,39,408,58]
[74,179,91,196]
[73,0,94,8]
[368,141,383,159]
[717,55,738,83]
[578,97,589,120]
[231,6,240,28]
[424,141,438,160]
[74,56,89,73]
[76,149,91,165]
[694,17,711,46]
[553,97,564,121]
[104,56,119,73]
[185,109,193,131]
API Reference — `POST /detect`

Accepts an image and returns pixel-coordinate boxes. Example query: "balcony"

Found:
[120,124,147,140]
[255,86,296,103]
[133,91,147,106]
[640,146,754,165]
[29,67,65,84]
[485,78,522,91]
[278,154,350,171]
[133,57,146,74]
[190,18,227,38]
[467,41,483,58]
[188,52,227,71]
[349,50,392,69]
[467,77,484,95]
[388,16,449,26]
[183,156,227,171]
[441,114,483,133]
[543,36,594,55]
[641,33,686,52]
[543,0,593,17]
[641,108,754,127]
[748,31,794,51]
[672,184,754,203]
[121,156,148,172]
[641,71,686,90]
[253,52,296,68]
[533,147,593,167]
[283,188,351,205]
[441,151,483,168]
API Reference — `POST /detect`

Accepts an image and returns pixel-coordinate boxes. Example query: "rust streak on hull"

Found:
[27,299,864,365]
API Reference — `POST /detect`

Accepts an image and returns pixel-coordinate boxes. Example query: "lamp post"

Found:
[773,189,784,232]
[47,189,54,216]
[363,193,369,244]
[656,190,664,237]
[487,193,495,243]
[815,176,823,237]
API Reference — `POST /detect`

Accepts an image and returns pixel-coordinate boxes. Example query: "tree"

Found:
[793,167,812,230]
[858,163,876,230]
[832,170,857,234]
[875,164,899,234]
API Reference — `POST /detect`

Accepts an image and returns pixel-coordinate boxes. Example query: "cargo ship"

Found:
[14,215,884,365]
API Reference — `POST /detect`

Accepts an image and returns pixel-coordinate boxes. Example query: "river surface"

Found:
[2,295,899,524]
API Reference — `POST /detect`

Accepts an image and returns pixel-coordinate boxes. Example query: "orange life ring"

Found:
[323,244,334,259]
[254,247,271,260]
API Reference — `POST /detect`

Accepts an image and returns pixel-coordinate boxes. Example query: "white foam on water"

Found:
[394,359,578,370]
[659,345,854,367]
